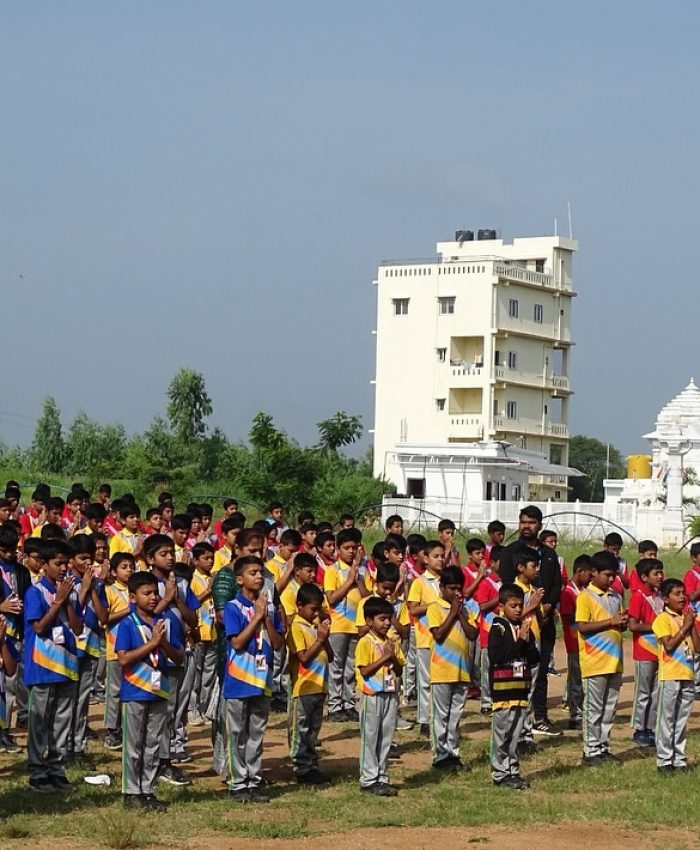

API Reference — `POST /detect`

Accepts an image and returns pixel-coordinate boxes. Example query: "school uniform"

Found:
[324,561,364,715]
[116,611,170,797]
[101,580,130,736]
[514,577,541,743]
[189,569,218,718]
[68,575,104,755]
[355,632,405,789]
[474,573,502,711]
[0,558,31,734]
[406,570,441,724]
[212,545,233,575]
[0,636,20,733]
[426,598,478,765]
[652,609,696,769]
[628,585,663,737]
[682,566,700,695]
[559,581,584,722]
[24,576,82,782]
[575,584,624,758]
[223,593,283,792]
[488,616,539,783]
[287,616,329,777]
[265,555,290,705]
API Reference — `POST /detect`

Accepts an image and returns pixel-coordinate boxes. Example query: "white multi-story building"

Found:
[371,229,577,501]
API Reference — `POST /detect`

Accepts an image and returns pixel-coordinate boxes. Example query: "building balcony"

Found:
[547,422,568,437]
[448,415,484,440]
[490,418,569,439]
[492,368,571,394]
[494,262,573,293]
[449,364,486,386]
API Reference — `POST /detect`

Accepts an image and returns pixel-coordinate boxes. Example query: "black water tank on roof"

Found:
[455,230,474,242]
[477,228,497,240]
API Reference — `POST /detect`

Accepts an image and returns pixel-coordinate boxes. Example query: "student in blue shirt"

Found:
[23,539,83,794]
[224,556,284,803]
[0,614,20,736]
[116,571,183,812]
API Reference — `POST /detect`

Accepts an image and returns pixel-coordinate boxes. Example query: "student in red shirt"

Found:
[314,531,336,585]
[558,554,592,730]
[213,499,239,547]
[483,521,505,568]
[628,557,665,747]
[630,541,658,593]
[474,545,503,713]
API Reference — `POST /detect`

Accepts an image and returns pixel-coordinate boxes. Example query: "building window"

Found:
[435,398,445,411]
[392,298,409,316]
[535,259,545,273]
[438,296,456,315]
[512,484,522,500]
[494,350,501,366]
[406,478,425,498]
[534,304,544,323]
[508,299,519,318]
[436,347,446,362]
[493,398,499,416]
[507,351,518,369]
[506,401,517,419]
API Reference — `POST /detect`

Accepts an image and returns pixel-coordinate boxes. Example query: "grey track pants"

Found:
[430,682,467,764]
[121,698,167,796]
[328,633,357,713]
[416,647,431,724]
[518,664,539,744]
[69,654,98,753]
[402,628,416,701]
[225,695,270,791]
[491,705,526,782]
[656,679,694,768]
[359,691,397,788]
[27,681,77,781]
[160,667,185,761]
[582,673,621,757]
[190,640,218,715]
[104,658,122,732]
[288,692,325,775]
[480,648,491,710]
[632,660,658,732]
[567,652,583,721]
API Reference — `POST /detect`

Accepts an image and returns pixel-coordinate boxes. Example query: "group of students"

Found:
[1,486,700,811]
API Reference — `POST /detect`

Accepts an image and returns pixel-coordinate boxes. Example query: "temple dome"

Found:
[657,378,700,425]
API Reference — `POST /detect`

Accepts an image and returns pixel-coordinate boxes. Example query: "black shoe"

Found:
[568,718,583,731]
[361,782,397,797]
[532,718,562,737]
[229,789,251,803]
[85,726,99,741]
[480,707,492,715]
[29,778,57,794]
[248,788,270,803]
[419,723,430,738]
[433,758,454,770]
[493,775,527,790]
[49,775,73,792]
[388,741,401,761]
[142,794,168,812]
[599,752,622,764]
[171,750,193,764]
[2,734,22,754]
[270,697,287,714]
[632,730,654,748]
[297,770,330,785]
[344,708,359,722]
[328,711,347,723]
[582,754,605,766]
[123,794,146,809]
[104,732,122,751]
[517,741,538,755]
[157,764,192,786]
[657,765,675,775]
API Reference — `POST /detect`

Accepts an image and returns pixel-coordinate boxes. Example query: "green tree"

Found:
[29,397,65,473]
[63,412,127,480]
[568,435,625,502]
[316,412,363,453]
[166,368,213,442]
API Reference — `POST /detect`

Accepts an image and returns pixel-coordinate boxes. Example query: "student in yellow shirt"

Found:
[265,529,301,594]
[108,504,145,562]
[30,497,64,538]
[189,542,217,726]
[407,540,445,736]
[324,528,369,722]
[280,553,320,622]
[427,566,479,770]
[652,578,700,772]
[213,515,245,574]
[287,583,333,785]
[355,596,406,796]
[576,551,628,765]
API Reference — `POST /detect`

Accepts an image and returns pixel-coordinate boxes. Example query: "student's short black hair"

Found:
[572,554,593,573]
[23,538,42,557]
[234,555,263,577]
[437,518,456,532]
[158,492,173,505]
[47,496,65,513]
[41,523,66,540]
[300,522,318,535]
[199,503,213,518]
[253,519,272,534]
[4,486,20,500]
[316,530,335,549]
[223,498,238,510]
[279,529,302,548]
[519,505,543,523]
[143,534,175,558]
[376,562,399,584]
[31,488,48,503]
[691,542,700,559]
[92,531,108,545]
[85,503,107,522]
[222,513,246,534]
[515,552,538,570]
[383,533,406,553]
[604,532,623,547]
[336,528,359,548]
[406,533,427,556]
[268,501,283,512]
[499,582,525,605]
[489,545,503,564]
[440,566,465,587]
[385,514,403,529]
[236,528,265,551]
[145,507,161,520]
[591,551,619,573]
[363,596,393,621]
[636,557,664,578]
[660,578,684,598]
[466,537,485,554]
[110,552,135,572]
[70,533,97,557]
[298,511,315,526]
[128,571,157,594]
[37,538,72,561]
[487,520,506,534]
[185,505,203,520]
[99,483,112,496]
[371,541,386,563]
[192,542,215,561]
[294,552,317,571]
[539,529,557,543]
[119,502,140,520]
[0,525,18,550]
[297,583,324,607]
[170,514,192,533]
[423,539,445,555]
[317,522,334,534]
[638,539,658,554]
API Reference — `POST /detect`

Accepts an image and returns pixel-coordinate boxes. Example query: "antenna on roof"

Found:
[554,217,558,236]
[567,201,573,238]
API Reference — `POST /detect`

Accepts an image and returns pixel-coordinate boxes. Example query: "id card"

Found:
[150,670,162,691]
[255,654,268,672]
[512,661,525,679]
[52,625,65,645]
[384,670,396,692]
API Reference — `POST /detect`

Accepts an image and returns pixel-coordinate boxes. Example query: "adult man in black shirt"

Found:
[499,505,562,737]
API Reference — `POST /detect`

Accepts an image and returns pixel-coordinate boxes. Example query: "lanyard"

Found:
[0,562,16,594]
[131,614,161,667]
[644,592,664,616]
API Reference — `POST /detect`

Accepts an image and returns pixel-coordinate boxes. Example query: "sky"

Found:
[2,1,699,456]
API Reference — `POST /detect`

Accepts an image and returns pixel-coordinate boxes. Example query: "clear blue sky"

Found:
[2,2,698,456]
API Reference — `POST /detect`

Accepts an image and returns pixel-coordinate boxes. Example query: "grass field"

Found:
[1,537,697,849]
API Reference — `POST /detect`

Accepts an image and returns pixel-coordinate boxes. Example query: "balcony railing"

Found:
[547,423,568,437]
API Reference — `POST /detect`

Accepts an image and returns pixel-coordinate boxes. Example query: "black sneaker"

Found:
[123,794,147,809]
[142,794,168,812]
[157,764,192,786]
[2,734,22,754]
[344,708,359,722]
[171,750,193,764]
[581,754,606,766]
[517,740,538,755]
[480,707,492,715]
[532,718,562,737]
[599,752,622,764]
[229,789,251,803]
[248,788,270,803]
[568,718,583,731]
[632,730,654,748]
[29,778,57,794]
[493,775,527,790]
[297,769,330,785]
[419,723,430,738]
[327,711,347,723]
[361,782,397,797]
[270,697,287,714]
[104,732,122,751]
[388,741,401,761]
[49,776,74,792]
